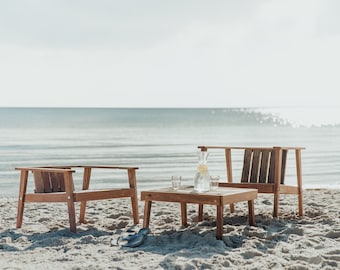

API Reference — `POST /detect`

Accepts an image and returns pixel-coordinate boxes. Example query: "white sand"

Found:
[0,189,339,270]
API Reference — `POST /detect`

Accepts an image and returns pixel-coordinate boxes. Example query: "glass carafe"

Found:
[194,151,210,192]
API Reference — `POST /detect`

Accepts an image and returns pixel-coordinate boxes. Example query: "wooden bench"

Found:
[198,146,305,217]
[16,165,139,232]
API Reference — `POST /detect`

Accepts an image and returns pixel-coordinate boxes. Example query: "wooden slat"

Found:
[259,150,270,183]
[16,167,75,173]
[280,150,288,184]
[250,150,261,183]
[25,193,68,202]
[74,189,133,201]
[50,172,66,192]
[267,150,276,183]
[219,182,275,193]
[279,185,299,194]
[241,149,253,182]
[33,171,51,193]
[33,172,66,193]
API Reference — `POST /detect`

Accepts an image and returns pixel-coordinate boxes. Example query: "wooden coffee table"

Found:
[141,186,258,239]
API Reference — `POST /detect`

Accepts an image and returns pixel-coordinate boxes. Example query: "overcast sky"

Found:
[0,0,339,108]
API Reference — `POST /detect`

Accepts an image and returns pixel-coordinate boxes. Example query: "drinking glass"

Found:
[210,175,220,190]
[171,176,181,190]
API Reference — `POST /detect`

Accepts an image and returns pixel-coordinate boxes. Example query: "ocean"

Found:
[0,107,339,198]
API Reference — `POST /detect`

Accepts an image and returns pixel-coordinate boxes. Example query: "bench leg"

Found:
[143,201,152,228]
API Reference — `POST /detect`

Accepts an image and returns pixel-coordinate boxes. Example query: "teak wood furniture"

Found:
[16,165,139,232]
[198,146,305,217]
[141,186,258,240]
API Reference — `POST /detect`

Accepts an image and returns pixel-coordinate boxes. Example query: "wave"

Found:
[251,106,340,127]
[1,107,339,128]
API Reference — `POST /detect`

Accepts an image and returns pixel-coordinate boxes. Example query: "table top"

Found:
[141,186,257,205]
[142,186,257,195]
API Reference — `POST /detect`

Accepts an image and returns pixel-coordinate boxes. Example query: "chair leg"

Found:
[67,200,77,233]
[79,201,87,223]
[295,149,304,216]
[130,195,139,224]
[143,201,152,228]
[273,192,279,218]
[298,192,303,216]
[17,169,29,228]
[273,147,282,218]
[127,168,139,224]
[64,171,77,233]
[79,167,92,223]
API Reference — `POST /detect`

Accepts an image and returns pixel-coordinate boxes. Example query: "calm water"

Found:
[0,107,339,198]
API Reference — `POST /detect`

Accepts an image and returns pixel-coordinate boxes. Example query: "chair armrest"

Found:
[15,167,76,173]
[51,165,139,170]
[74,165,139,170]
[198,146,305,151]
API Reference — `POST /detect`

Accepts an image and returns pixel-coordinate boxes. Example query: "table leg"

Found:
[143,201,152,228]
[198,204,203,222]
[181,202,187,226]
[248,200,255,226]
[216,205,224,240]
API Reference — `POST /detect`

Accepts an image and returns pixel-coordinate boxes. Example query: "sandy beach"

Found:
[0,189,339,270]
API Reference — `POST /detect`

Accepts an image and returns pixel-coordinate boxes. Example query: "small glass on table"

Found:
[210,175,220,190]
[171,176,182,190]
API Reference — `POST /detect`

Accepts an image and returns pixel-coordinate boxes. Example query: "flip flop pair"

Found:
[116,227,150,248]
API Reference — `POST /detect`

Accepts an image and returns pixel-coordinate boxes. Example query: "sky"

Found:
[0,0,339,108]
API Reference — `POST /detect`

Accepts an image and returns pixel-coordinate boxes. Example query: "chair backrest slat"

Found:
[267,150,276,183]
[33,171,66,193]
[241,149,253,182]
[259,150,271,183]
[280,150,288,184]
[250,150,261,183]
[241,148,287,184]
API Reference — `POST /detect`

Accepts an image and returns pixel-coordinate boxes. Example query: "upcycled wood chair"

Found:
[198,146,305,217]
[16,165,139,232]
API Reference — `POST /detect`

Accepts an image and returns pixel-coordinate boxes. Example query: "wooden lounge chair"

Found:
[16,165,139,232]
[198,146,305,217]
